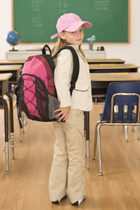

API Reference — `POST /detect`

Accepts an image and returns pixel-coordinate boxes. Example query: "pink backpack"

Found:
[16,45,79,121]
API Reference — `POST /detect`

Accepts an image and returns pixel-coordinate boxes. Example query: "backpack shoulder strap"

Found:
[53,46,79,95]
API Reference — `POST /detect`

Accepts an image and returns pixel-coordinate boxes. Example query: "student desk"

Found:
[89,63,139,102]
[0,65,22,85]
[87,58,125,64]
[90,72,140,82]
[0,59,25,66]
[0,73,12,96]
[89,63,139,73]
[0,73,13,173]
[90,72,140,96]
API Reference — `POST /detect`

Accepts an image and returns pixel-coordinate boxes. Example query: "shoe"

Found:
[71,195,86,206]
[52,194,67,204]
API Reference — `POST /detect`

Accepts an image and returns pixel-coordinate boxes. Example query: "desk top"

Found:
[0,65,22,71]
[89,63,139,70]
[0,73,13,81]
[90,72,140,82]
[0,59,25,65]
[87,58,125,64]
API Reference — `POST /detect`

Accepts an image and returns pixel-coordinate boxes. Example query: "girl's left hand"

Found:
[55,106,70,121]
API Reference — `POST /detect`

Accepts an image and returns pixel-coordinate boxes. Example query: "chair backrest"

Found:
[101,82,140,123]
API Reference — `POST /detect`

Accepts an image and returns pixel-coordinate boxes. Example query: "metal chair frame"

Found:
[93,87,140,176]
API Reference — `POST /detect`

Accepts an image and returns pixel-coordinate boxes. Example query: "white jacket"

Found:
[54,45,93,111]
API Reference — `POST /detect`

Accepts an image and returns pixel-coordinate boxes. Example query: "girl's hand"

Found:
[55,106,70,121]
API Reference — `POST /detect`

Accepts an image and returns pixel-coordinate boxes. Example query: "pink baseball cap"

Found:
[51,13,92,39]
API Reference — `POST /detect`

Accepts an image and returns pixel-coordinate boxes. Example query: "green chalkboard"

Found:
[12,0,130,43]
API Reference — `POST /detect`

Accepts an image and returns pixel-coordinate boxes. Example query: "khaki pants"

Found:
[49,109,85,204]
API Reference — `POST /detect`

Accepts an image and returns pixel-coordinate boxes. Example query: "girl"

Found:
[49,13,93,206]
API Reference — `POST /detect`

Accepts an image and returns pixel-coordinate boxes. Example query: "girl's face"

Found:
[59,26,84,45]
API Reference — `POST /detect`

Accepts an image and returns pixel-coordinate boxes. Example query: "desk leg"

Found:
[84,112,90,170]
[0,98,9,173]
[5,92,15,160]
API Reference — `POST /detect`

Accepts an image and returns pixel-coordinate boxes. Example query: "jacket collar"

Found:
[69,45,87,63]
[69,45,79,51]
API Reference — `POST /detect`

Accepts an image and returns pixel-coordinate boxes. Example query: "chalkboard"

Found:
[12,0,130,43]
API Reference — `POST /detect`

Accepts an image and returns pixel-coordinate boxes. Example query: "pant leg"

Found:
[62,109,85,203]
[49,121,68,202]
[49,109,85,203]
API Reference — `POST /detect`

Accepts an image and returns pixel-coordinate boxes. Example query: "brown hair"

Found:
[51,37,85,58]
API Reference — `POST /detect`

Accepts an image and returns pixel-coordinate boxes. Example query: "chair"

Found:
[93,82,140,176]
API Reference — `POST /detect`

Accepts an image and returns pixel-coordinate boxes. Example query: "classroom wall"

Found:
[0,0,140,68]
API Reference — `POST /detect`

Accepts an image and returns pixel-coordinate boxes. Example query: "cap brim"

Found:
[51,33,59,40]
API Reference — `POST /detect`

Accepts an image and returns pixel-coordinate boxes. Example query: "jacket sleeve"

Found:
[54,49,73,108]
